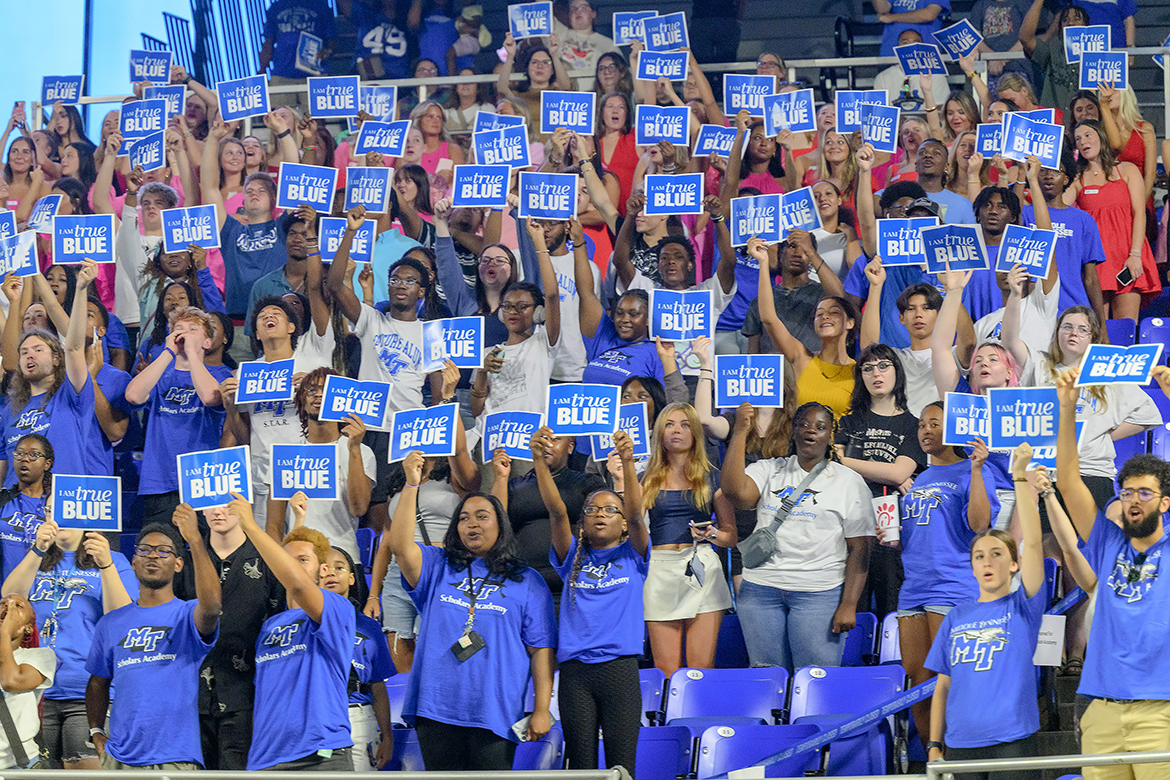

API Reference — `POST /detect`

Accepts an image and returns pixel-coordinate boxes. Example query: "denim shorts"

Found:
[896,605,955,619]
[42,698,97,765]
[380,558,420,638]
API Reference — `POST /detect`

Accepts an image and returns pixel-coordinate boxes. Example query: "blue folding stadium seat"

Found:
[1114,431,1148,476]
[1106,318,1136,346]
[1140,317,1170,348]
[513,725,563,770]
[715,612,750,668]
[1151,423,1170,460]
[383,728,424,771]
[601,725,695,780]
[356,527,377,572]
[842,612,878,666]
[665,667,790,728]
[385,672,410,727]
[523,670,560,720]
[640,667,666,726]
[878,612,901,664]
[695,724,822,779]
[1045,558,1061,608]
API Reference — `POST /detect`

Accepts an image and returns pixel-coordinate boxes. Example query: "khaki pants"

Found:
[1081,698,1170,780]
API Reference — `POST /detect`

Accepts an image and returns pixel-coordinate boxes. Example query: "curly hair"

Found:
[442,494,527,581]
[283,526,331,565]
[1118,453,1170,496]
[296,366,339,438]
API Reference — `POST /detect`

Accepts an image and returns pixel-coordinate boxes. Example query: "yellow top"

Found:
[796,355,855,419]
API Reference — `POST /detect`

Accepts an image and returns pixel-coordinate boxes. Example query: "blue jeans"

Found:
[736,581,844,671]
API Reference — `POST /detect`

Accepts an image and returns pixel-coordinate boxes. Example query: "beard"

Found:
[1123,507,1162,540]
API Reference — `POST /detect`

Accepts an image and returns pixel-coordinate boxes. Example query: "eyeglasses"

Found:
[1059,324,1092,336]
[388,277,421,288]
[325,562,351,573]
[1119,488,1162,503]
[757,60,781,70]
[500,302,534,313]
[479,256,510,267]
[416,66,439,76]
[861,361,894,374]
[134,545,176,559]
[597,64,618,74]
[304,385,325,398]
[530,58,553,66]
[583,505,624,517]
[12,451,44,462]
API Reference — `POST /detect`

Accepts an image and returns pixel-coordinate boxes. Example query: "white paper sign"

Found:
[1031,613,1066,666]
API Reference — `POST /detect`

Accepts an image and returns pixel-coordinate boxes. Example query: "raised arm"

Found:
[525,219,561,347]
[693,336,731,440]
[855,143,879,257]
[167,130,197,208]
[611,193,642,289]
[386,453,428,587]
[1030,464,1097,590]
[860,257,885,350]
[930,267,972,399]
[326,206,368,323]
[0,276,26,379]
[531,426,572,562]
[957,53,993,118]
[685,49,725,127]
[572,218,604,337]
[1097,83,1124,151]
[1019,0,1044,55]
[705,196,736,294]
[1,519,59,598]
[497,33,518,98]
[1010,444,1045,598]
[581,157,618,234]
[64,261,96,393]
[1055,367,1098,540]
[172,503,222,636]
[721,403,762,510]
[92,134,122,216]
[966,439,993,533]
[547,33,572,91]
[200,119,231,232]
[751,237,810,369]
[263,110,301,165]
[1000,264,1030,371]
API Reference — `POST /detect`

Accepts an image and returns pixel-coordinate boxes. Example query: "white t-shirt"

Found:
[387,477,461,547]
[294,321,336,372]
[742,458,875,592]
[895,346,939,418]
[352,305,428,414]
[974,282,1062,358]
[242,353,321,489]
[0,647,54,770]
[872,64,952,108]
[481,325,556,417]
[628,270,737,375]
[284,437,377,560]
[549,251,599,382]
[809,229,851,285]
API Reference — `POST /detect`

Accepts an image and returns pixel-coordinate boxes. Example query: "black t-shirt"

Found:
[508,467,608,595]
[836,408,927,498]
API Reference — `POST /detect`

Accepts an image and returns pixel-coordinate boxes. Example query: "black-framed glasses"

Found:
[1119,488,1162,503]
[12,451,45,462]
[583,505,623,517]
[861,361,894,374]
[500,302,535,314]
[134,545,176,559]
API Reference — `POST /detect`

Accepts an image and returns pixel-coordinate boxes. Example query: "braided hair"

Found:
[789,402,840,463]
[565,489,626,612]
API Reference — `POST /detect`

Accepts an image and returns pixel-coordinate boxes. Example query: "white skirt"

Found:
[643,546,733,621]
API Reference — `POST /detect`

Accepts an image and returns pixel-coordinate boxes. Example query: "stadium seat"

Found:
[1151,423,1170,460]
[1114,431,1148,476]
[1140,317,1170,348]
[356,528,377,572]
[1144,384,1170,422]
[665,667,790,727]
[842,612,878,666]
[385,672,410,727]
[1106,318,1136,346]
[1044,558,1061,608]
[714,611,750,668]
[384,728,424,771]
[878,612,901,664]
[513,725,563,770]
[601,725,695,780]
[523,670,560,720]
[695,724,822,779]
[640,667,666,726]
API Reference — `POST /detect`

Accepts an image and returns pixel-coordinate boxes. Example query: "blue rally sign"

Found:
[1065,25,1110,64]
[308,75,359,118]
[1015,420,1085,474]
[644,173,703,216]
[996,224,1057,278]
[1018,108,1055,123]
[934,19,983,59]
[729,193,782,247]
[1076,343,1164,386]
[452,165,510,208]
[344,166,392,213]
[474,111,524,134]
[635,51,688,82]
[1001,112,1064,169]
[715,354,785,408]
[128,130,166,173]
[613,11,657,46]
[763,89,816,136]
[895,43,948,75]
[161,204,221,253]
[319,374,392,428]
[987,386,1058,451]
[217,75,270,121]
[236,358,296,404]
[877,217,938,267]
[270,443,339,500]
[277,163,338,213]
[0,212,13,241]
[118,99,167,152]
[517,171,577,219]
[0,232,37,278]
[591,401,652,461]
[42,76,85,105]
[144,85,185,120]
[296,31,325,76]
[976,122,1003,156]
[508,1,552,39]
[129,50,172,83]
[780,186,824,239]
[546,384,621,436]
[836,90,886,134]
[1080,51,1127,90]
[53,214,116,264]
[724,74,776,118]
[642,11,689,52]
[348,85,398,132]
[860,103,900,155]
[922,223,988,273]
[422,316,484,371]
[52,475,121,531]
[178,445,252,509]
[943,392,990,447]
[693,125,736,158]
[389,403,459,462]
[27,195,62,233]
[319,217,376,263]
[473,124,531,168]
[354,120,410,156]
[635,104,689,146]
[540,90,595,135]
[482,410,543,463]
[650,288,713,341]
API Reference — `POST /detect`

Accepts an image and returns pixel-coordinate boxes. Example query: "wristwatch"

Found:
[927,741,944,753]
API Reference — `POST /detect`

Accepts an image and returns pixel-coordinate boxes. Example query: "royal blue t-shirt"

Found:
[350,2,412,78]
[263,0,338,78]
[582,314,664,387]
[1022,204,1107,314]
[1,375,101,488]
[220,218,289,317]
[138,363,234,496]
[350,611,395,705]
[716,246,757,332]
[404,546,556,741]
[880,0,950,55]
[1079,514,1170,701]
[85,598,217,767]
[899,459,1003,609]
[89,364,131,476]
[925,585,1046,747]
[0,493,46,581]
[248,589,356,769]
[965,243,1003,324]
[1082,0,1136,48]
[844,260,938,350]
[551,538,648,664]
[31,550,138,699]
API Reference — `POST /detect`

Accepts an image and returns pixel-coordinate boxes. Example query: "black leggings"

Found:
[559,656,641,777]
[415,716,517,771]
[945,732,1041,780]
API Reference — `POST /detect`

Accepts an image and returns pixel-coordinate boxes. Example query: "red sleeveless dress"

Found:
[1077,176,1160,298]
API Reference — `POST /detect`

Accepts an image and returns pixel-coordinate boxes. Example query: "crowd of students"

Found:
[1,0,1170,777]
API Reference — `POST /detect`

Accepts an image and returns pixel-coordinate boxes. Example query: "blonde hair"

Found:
[995,73,1038,107]
[283,526,331,564]
[641,403,713,515]
[820,131,859,201]
[168,305,213,339]
[1116,86,1144,133]
[945,131,989,194]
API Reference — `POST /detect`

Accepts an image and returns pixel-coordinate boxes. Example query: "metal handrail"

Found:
[926,747,1170,777]
[0,771,623,780]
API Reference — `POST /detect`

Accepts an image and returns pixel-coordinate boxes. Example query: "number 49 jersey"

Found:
[352,3,412,79]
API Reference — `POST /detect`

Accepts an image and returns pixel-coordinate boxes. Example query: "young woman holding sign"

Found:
[497,32,571,144]
[924,442,1046,778]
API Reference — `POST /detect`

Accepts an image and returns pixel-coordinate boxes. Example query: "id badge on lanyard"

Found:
[451,575,491,662]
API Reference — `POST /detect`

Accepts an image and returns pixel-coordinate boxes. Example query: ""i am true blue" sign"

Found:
[128,131,166,173]
[763,89,816,136]
[976,122,1003,156]
[422,317,484,371]
[724,74,776,118]
[987,387,1058,451]
[693,125,736,158]
[217,75,270,121]
[129,50,172,83]
[52,475,121,531]
[635,104,690,146]
[730,193,781,246]
[319,374,391,428]
[27,195,61,232]
[1076,343,1164,386]
[895,43,947,75]
[922,223,988,273]
[1001,112,1064,169]
[508,1,553,39]
[613,11,656,46]
[42,76,84,105]
[590,401,651,461]
[644,173,703,216]
[943,392,990,447]
[0,232,38,278]
[319,217,375,263]
[354,120,409,156]
[144,85,185,120]
[452,165,510,208]
[1080,51,1128,90]
[650,288,713,341]
[118,99,167,153]
[642,11,688,52]
[53,214,115,264]
[715,354,785,407]
[344,167,392,213]
[389,404,459,461]
[836,90,885,134]
[540,90,595,135]
[780,187,823,239]
[236,358,296,404]
[277,163,338,213]
[877,217,937,266]
[178,445,252,509]
[161,204,221,253]
[308,75,360,118]
[270,443,339,500]
[482,410,542,462]
[860,103,900,155]
[474,124,531,168]
[635,51,688,82]
[1065,25,1110,64]
[546,384,620,436]
[934,19,982,59]
[996,224,1057,278]
[517,171,577,219]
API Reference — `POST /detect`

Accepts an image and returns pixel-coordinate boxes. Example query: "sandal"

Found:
[1060,656,1083,676]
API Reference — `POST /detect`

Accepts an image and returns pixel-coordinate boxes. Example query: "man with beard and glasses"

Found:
[1055,367,1170,780]
[84,515,222,770]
